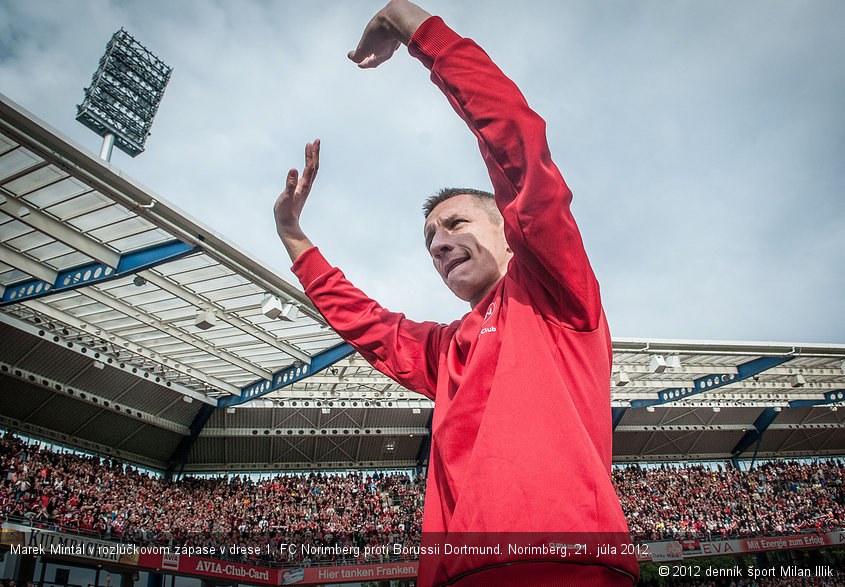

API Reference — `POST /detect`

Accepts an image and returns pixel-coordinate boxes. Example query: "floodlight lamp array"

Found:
[76,28,172,157]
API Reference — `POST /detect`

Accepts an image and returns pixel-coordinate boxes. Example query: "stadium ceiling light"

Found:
[646,406,655,412]
[194,309,216,330]
[279,303,299,322]
[92,360,105,370]
[261,296,299,321]
[226,407,236,414]
[790,374,806,387]
[840,360,845,373]
[649,355,666,373]
[182,395,193,403]
[321,407,331,414]
[261,295,283,318]
[613,371,630,386]
[665,355,682,369]
[712,406,721,412]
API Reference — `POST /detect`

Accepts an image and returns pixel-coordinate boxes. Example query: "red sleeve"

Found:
[409,17,602,331]
[292,246,447,399]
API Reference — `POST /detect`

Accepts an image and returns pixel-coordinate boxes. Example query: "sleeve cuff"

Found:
[291,246,333,290]
[408,16,462,70]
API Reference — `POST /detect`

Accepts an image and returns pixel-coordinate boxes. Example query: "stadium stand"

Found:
[3,432,844,565]
[2,88,845,586]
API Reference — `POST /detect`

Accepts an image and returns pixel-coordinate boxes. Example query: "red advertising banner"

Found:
[3,523,843,585]
[137,549,280,585]
[280,562,418,585]
[637,531,845,562]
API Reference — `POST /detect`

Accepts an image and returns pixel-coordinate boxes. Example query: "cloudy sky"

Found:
[1,0,843,344]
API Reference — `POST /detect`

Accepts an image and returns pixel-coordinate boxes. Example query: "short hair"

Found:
[422,188,502,224]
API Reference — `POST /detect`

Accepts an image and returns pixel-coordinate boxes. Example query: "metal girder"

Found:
[0,359,190,435]
[730,389,845,459]
[731,408,781,464]
[617,424,749,432]
[787,389,845,408]
[163,343,356,477]
[202,426,427,437]
[79,287,273,380]
[165,403,215,480]
[0,243,58,283]
[221,395,432,407]
[21,299,240,395]
[631,355,795,410]
[1,239,198,306]
[0,189,121,267]
[219,342,356,408]
[612,407,627,430]
[138,269,312,364]
[178,460,420,473]
[416,411,433,470]
[0,310,215,404]
[0,413,165,471]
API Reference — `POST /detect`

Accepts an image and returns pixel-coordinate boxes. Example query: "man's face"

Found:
[423,194,512,307]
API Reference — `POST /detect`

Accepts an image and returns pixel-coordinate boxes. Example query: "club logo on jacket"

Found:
[479,301,497,337]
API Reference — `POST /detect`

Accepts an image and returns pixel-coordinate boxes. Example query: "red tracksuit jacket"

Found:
[292,15,638,587]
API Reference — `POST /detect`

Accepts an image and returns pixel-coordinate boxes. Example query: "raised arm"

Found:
[347,0,431,68]
[273,139,320,262]
[408,16,603,331]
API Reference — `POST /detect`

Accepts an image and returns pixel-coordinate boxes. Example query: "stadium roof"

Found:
[1,93,844,475]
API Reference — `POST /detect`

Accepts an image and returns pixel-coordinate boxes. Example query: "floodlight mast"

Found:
[76,28,172,161]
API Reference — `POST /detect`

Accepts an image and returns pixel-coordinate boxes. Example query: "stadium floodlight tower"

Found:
[76,28,172,161]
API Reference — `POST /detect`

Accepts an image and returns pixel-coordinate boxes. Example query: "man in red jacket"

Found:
[274,1,638,585]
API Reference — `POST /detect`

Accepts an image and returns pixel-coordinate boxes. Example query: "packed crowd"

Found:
[615,460,845,542]
[2,433,844,567]
[0,434,423,565]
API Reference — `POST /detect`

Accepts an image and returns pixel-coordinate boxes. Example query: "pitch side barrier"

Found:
[3,522,845,585]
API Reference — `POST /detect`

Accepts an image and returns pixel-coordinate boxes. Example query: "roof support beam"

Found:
[0,243,58,283]
[0,413,165,472]
[786,389,845,409]
[1,239,199,306]
[0,189,121,267]
[0,359,190,435]
[416,411,433,470]
[730,389,845,459]
[178,460,420,473]
[612,407,627,430]
[630,355,794,410]
[21,299,240,395]
[139,269,312,364]
[202,426,427,437]
[219,342,355,408]
[165,403,216,480]
[80,287,273,380]
[0,310,215,404]
[730,407,780,464]
[164,343,356,477]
